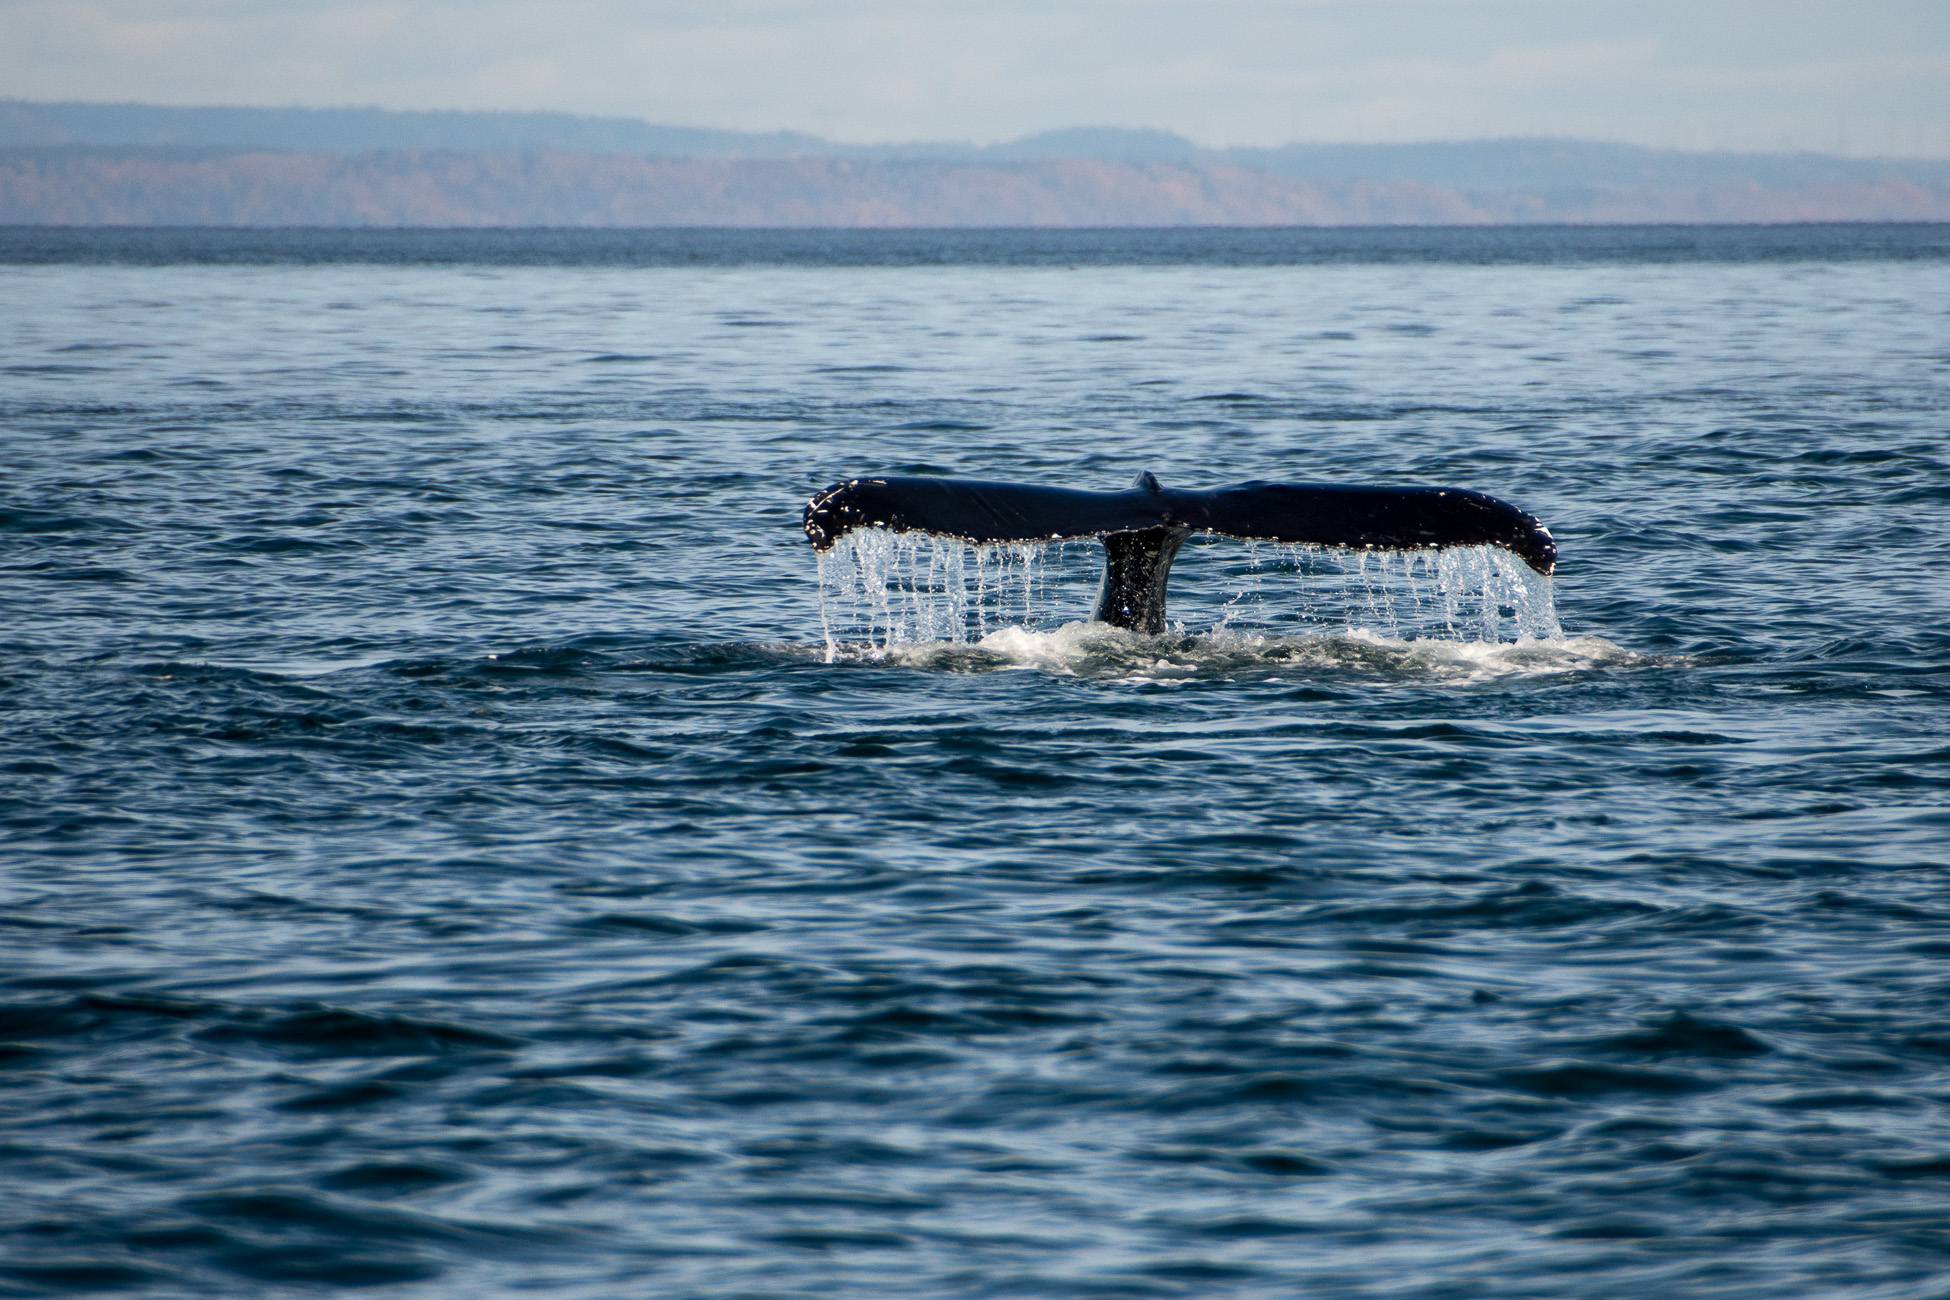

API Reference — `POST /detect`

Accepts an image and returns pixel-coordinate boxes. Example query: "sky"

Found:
[3,0,1947,157]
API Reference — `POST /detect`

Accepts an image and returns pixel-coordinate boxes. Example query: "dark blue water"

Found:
[10,222,1950,266]
[3,227,1949,1298]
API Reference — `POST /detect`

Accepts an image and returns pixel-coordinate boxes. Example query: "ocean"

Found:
[2,224,1948,1297]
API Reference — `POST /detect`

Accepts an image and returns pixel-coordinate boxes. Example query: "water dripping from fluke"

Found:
[803,471,1563,664]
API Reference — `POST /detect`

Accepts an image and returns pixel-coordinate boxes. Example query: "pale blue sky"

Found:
[3,0,1946,156]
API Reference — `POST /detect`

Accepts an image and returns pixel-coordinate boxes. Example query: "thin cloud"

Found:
[1,0,1944,156]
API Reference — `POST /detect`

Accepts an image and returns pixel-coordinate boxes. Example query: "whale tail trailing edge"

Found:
[804,472,1556,634]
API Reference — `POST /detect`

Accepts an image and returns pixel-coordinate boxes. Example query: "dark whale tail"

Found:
[804,472,1556,634]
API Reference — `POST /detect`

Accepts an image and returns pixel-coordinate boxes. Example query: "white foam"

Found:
[834,621,1636,682]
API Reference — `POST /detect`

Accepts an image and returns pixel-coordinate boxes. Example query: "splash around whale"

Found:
[803,471,1558,637]
[827,620,1635,684]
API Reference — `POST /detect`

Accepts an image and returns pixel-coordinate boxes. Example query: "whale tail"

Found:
[804,471,1556,634]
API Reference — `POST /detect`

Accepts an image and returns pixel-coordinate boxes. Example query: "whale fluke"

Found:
[804,472,1555,634]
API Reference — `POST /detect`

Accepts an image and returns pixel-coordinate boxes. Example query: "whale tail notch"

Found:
[803,471,1556,634]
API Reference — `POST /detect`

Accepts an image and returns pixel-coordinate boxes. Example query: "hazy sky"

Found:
[4,0,1947,156]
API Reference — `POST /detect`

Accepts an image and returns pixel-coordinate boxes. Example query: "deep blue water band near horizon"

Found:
[2,227,1949,1297]
[7,221,1950,267]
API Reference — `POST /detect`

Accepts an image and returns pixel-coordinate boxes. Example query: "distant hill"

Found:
[3,101,1947,227]
[6,149,1945,228]
[0,100,832,159]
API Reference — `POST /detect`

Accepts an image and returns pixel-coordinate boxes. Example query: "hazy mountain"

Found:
[0,100,831,159]
[5,150,1945,228]
[6,100,1946,191]
[983,128,1209,163]
[1227,139,1949,191]
[3,101,1946,227]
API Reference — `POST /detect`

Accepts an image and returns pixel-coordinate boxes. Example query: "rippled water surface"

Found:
[3,228,1949,1297]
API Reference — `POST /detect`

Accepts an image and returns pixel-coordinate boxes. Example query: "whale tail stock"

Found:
[803,471,1556,635]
